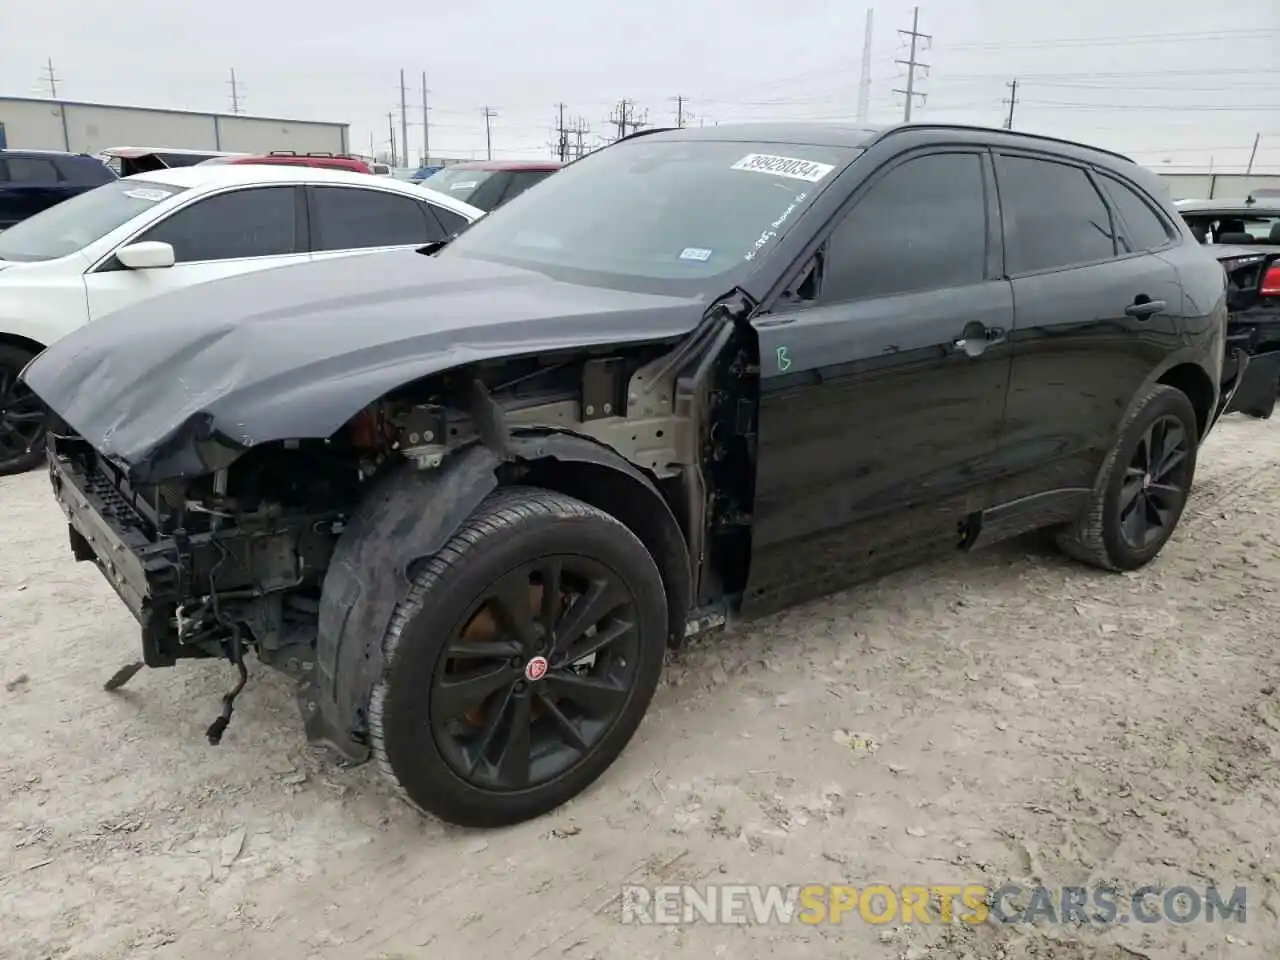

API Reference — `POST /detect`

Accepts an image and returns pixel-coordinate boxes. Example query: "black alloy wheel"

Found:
[0,345,48,476]
[432,556,641,791]
[1116,413,1191,551]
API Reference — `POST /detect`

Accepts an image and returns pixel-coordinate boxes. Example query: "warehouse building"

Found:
[0,96,349,157]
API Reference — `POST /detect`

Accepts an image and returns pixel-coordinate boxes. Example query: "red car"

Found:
[202,151,374,175]
[419,159,562,211]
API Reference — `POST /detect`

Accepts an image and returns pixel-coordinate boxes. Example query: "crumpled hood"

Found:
[22,248,707,481]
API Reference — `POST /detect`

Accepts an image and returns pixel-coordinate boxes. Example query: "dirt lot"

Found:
[3,416,1279,960]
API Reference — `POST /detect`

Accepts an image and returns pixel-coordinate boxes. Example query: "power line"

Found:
[893,6,930,122]
[942,27,1277,51]
[41,57,60,98]
[482,105,497,160]
[228,68,243,114]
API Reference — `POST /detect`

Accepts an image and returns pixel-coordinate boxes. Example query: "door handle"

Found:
[1125,298,1166,319]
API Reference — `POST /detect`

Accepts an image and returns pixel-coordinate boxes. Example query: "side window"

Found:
[140,186,300,262]
[6,158,61,184]
[996,155,1116,274]
[310,186,436,251]
[430,205,470,236]
[820,152,988,303]
[1097,174,1173,253]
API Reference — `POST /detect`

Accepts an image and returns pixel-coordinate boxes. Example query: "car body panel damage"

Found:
[20,247,707,483]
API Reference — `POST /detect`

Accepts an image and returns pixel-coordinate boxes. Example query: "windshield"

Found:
[0,179,186,262]
[1181,212,1280,245]
[437,138,856,286]
[422,167,496,203]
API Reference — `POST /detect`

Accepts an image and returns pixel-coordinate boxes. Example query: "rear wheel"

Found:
[1056,383,1198,571]
[0,344,48,477]
[370,487,668,827]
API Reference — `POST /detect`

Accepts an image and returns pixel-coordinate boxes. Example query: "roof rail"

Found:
[881,123,1134,164]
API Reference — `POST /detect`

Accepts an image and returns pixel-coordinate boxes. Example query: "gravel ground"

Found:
[2,416,1279,960]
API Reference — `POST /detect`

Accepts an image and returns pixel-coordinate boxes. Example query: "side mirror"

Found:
[115,241,176,270]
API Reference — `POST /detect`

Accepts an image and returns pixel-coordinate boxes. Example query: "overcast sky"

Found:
[3,0,1278,171]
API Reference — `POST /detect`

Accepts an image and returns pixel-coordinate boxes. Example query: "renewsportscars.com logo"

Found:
[620,883,1248,927]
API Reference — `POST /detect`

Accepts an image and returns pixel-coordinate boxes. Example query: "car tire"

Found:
[1056,383,1199,572]
[370,486,669,828]
[0,344,49,477]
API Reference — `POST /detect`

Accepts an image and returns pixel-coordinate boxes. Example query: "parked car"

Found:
[98,147,245,176]
[0,164,481,474]
[22,121,1241,829]
[419,159,562,210]
[1177,197,1280,417]
[0,149,116,230]
[200,151,374,175]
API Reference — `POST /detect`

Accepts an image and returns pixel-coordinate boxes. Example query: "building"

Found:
[0,96,349,157]
[1156,171,1280,200]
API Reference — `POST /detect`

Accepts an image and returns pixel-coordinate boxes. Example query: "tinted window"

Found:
[55,156,114,185]
[1099,175,1171,253]
[310,186,440,250]
[6,158,60,184]
[497,170,553,206]
[997,156,1116,273]
[821,152,988,303]
[430,205,469,236]
[140,186,299,262]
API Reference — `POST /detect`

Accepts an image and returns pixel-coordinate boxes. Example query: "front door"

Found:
[744,149,1014,614]
[85,185,308,321]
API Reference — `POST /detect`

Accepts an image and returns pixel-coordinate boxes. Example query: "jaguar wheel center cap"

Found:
[524,656,549,682]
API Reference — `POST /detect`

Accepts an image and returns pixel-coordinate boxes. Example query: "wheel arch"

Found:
[1156,361,1215,440]
[0,332,48,358]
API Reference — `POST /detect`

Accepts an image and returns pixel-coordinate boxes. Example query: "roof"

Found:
[101,147,245,159]
[0,147,96,158]
[123,164,484,219]
[0,95,348,130]
[445,159,564,171]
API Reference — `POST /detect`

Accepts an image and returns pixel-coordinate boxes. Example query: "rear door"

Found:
[306,184,450,261]
[745,148,1014,612]
[986,152,1185,503]
[84,185,308,321]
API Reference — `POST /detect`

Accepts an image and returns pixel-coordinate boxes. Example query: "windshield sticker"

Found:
[450,181,479,191]
[122,188,174,202]
[744,190,811,262]
[679,247,713,262]
[730,153,835,183]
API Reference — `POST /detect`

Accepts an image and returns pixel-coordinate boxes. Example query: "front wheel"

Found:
[370,486,669,827]
[0,344,49,477]
[1056,383,1199,571]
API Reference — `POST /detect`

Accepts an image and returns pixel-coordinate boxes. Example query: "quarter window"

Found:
[996,156,1116,274]
[1098,174,1172,253]
[310,186,443,250]
[821,152,988,303]
[140,186,300,262]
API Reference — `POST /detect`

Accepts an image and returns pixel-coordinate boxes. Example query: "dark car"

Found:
[419,159,562,210]
[0,149,115,229]
[1176,197,1280,417]
[22,122,1242,830]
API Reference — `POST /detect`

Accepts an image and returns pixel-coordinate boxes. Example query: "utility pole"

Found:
[608,99,648,142]
[387,113,397,167]
[228,68,243,114]
[675,95,687,128]
[1003,78,1019,129]
[399,69,409,168]
[482,106,497,160]
[1246,133,1261,175]
[893,6,930,122]
[421,72,430,165]
[42,57,60,98]
[571,117,591,160]
[553,103,571,161]
[855,8,874,124]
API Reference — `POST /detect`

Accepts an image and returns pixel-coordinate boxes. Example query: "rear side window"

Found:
[1098,174,1172,253]
[310,186,444,250]
[140,186,300,262]
[996,155,1116,274]
[821,152,989,303]
[56,156,114,186]
[5,157,61,184]
[429,205,470,236]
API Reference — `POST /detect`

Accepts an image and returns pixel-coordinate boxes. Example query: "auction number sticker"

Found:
[730,153,835,183]
[123,188,174,202]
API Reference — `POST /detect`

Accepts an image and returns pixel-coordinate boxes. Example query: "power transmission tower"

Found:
[482,106,497,160]
[1002,78,1019,129]
[674,95,688,128]
[608,99,648,142]
[228,68,243,114]
[399,70,410,168]
[421,72,430,165]
[892,6,930,122]
[387,113,397,167]
[855,8,874,124]
[42,57,60,98]
[553,103,570,161]
[571,117,591,160]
